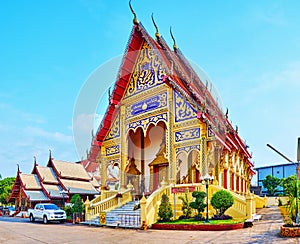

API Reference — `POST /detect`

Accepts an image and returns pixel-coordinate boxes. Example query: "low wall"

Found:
[267,196,289,206]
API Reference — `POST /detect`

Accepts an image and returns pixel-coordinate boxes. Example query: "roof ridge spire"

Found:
[49,149,52,160]
[170,26,178,51]
[151,13,160,38]
[34,156,37,166]
[129,0,139,25]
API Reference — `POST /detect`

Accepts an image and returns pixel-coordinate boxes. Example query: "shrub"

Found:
[158,193,173,222]
[70,194,84,213]
[64,205,72,217]
[178,189,192,219]
[189,191,206,219]
[211,214,232,220]
[211,190,234,216]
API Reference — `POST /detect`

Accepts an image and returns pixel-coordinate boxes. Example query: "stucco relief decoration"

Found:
[175,128,200,142]
[106,159,120,189]
[105,114,120,140]
[125,42,166,98]
[105,145,120,156]
[208,126,215,137]
[126,92,167,119]
[176,145,200,154]
[174,91,197,122]
[127,112,168,133]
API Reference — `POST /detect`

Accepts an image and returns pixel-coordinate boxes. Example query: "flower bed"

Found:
[151,222,244,231]
[280,225,300,237]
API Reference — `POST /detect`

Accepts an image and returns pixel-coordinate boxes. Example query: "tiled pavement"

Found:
[1,206,300,243]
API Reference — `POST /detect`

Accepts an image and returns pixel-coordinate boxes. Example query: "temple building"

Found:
[83,5,265,228]
[8,153,100,210]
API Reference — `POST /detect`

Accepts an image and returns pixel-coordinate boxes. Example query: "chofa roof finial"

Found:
[151,13,160,38]
[17,163,20,173]
[49,149,52,160]
[170,26,178,51]
[34,156,37,166]
[129,0,139,25]
[225,108,228,119]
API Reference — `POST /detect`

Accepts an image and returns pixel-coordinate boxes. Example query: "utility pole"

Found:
[266,137,300,224]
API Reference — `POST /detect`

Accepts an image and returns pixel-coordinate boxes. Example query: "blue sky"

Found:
[0,1,300,182]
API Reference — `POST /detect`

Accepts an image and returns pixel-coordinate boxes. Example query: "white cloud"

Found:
[25,126,73,143]
[72,113,104,159]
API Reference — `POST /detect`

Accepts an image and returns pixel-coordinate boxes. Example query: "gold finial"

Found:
[151,13,160,38]
[170,26,178,50]
[129,0,139,25]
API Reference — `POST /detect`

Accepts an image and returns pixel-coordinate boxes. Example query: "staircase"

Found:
[106,201,141,228]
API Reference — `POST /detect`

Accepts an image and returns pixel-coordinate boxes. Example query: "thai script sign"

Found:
[171,186,196,194]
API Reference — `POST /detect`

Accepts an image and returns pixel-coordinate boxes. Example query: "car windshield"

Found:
[44,204,60,210]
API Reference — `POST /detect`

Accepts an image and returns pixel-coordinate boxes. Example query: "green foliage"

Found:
[70,194,84,213]
[0,177,15,204]
[211,190,234,216]
[158,193,173,222]
[178,188,192,218]
[64,205,73,217]
[286,180,300,222]
[262,175,281,196]
[281,175,297,197]
[189,191,206,219]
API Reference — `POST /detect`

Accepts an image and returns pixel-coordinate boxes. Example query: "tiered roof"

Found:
[8,156,99,204]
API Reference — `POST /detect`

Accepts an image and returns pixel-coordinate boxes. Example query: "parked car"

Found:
[3,206,16,216]
[28,203,66,224]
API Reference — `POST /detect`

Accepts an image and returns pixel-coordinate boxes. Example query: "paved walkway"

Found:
[1,206,300,243]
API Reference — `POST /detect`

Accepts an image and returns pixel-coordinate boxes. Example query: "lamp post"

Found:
[267,139,300,224]
[200,173,214,223]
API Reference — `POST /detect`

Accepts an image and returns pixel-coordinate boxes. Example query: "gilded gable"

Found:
[105,113,120,141]
[124,42,166,98]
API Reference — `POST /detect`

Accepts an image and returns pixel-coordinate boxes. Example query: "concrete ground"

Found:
[0,206,299,243]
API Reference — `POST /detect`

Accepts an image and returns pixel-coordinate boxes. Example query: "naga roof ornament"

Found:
[129,0,139,25]
[151,13,160,38]
[170,26,178,51]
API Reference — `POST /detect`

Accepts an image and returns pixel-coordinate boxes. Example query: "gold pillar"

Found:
[200,123,207,176]
[120,105,128,190]
[99,149,107,189]
[167,90,175,184]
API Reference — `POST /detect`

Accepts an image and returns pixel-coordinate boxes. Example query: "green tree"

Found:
[262,175,281,196]
[70,194,83,213]
[189,191,206,219]
[286,179,300,222]
[0,177,15,205]
[158,193,173,222]
[178,188,192,218]
[211,190,234,216]
[281,175,297,197]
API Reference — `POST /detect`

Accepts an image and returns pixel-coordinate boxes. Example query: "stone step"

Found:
[105,201,141,228]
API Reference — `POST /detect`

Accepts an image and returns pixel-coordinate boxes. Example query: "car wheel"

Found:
[29,214,35,222]
[43,216,48,224]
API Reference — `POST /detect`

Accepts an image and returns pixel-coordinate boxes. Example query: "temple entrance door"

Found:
[188,150,200,183]
[153,164,169,190]
[147,122,168,192]
[127,122,168,194]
